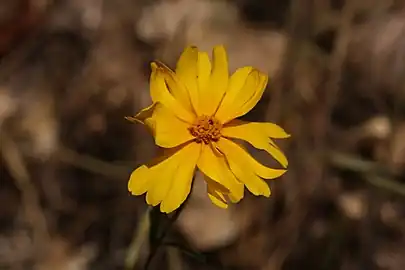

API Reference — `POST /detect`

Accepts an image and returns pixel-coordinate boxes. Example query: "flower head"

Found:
[127,45,290,213]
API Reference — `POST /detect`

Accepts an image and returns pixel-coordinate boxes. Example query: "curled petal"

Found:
[150,62,195,123]
[215,67,268,123]
[217,138,286,179]
[197,144,244,202]
[158,64,195,113]
[215,139,270,197]
[125,103,157,133]
[216,138,286,197]
[125,103,194,148]
[128,143,201,213]
[205,177,229,209]
[222,120,290,167]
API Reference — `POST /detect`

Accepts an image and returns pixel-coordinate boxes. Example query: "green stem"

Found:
[144,203,185,270]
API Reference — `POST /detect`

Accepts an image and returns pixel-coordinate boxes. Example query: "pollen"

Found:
[188,115,222,144]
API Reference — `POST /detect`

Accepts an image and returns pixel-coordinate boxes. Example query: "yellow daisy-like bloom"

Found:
[127,45,290,213]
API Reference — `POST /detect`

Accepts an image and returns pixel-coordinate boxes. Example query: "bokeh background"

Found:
[1,0,405,269]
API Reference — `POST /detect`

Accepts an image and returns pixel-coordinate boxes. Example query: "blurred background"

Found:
[1,0,405,269]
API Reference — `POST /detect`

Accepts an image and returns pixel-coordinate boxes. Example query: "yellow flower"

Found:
[127,45,290,213]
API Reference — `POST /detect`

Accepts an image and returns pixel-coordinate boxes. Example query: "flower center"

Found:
[188,115,222,144]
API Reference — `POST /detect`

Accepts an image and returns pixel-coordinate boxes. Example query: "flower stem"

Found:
[144,203,185,270]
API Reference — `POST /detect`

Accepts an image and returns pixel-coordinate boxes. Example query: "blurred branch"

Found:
[0,131,50,251]
[329,148,403,270]
[329,151,387,173]
[21,144,131,179]
[366,175,405,196]
[125,207,152,270]
[328,151,405,196]
[56,146,131,178]
[317,0,356,149]
[323,1,355,105]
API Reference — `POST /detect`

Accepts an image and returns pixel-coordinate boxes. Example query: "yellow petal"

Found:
[125,103,155,125]
[152,104,194,148]
[217,138,286,180]
[215,139,270,197]
[215,138,286,197]
[199,45,229,115]
[175,46,198,98]
[174,46,203,114]
[215,67,268,123]
[146,158,178,207]
[197,144,244,202]
[205,177,229,209]
[125,102,195,149]
[128,165,150,195]
[125,103,157,135]
[160,143,201,213]
[156,61,195,114]
[222,120,290,168]
[197,52,211,96]
[129,143,201,213]
[150,62,195,123]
